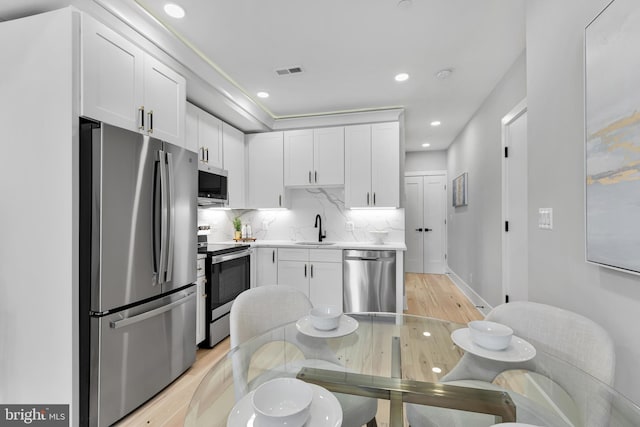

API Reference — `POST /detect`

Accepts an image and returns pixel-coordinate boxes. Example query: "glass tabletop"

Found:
[184,312,640,427]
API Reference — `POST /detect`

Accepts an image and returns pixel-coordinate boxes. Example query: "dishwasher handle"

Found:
[344,256,395,262]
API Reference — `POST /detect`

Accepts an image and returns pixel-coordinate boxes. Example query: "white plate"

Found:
[227,383,342,427]
[296,315,358,338]
[451,328,536,362]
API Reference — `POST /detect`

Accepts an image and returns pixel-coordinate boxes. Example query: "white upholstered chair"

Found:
[230,285,378,427]
[406,301,616,427]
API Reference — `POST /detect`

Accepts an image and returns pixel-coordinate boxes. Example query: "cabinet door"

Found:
[284,129,314,186]
[81,15,144,132]
[185,103,199,153]
[198,110,223,169]
[314,127,344,186]
[277,260,309,297]
[143,54,186,146]
[371,122,400,207]
[344,124,372,208]
[223,123,246,208]
[309,262,343,308]
[247,132,285,208]
[256,248,278,286]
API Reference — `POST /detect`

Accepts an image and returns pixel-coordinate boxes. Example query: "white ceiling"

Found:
[1,0,525,152]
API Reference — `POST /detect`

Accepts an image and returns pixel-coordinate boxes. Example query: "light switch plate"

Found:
[538,208,553,230]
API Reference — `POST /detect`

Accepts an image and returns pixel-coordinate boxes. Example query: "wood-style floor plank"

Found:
[115,273,483,426]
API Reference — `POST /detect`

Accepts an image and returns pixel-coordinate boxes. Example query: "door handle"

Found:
[165,152,175,282]
[415,228,423,232]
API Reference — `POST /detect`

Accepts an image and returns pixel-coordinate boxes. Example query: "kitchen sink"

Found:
[295,241,336,246]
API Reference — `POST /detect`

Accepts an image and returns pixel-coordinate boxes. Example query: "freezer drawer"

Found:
[343,250,396,313]
[89,287,196,427]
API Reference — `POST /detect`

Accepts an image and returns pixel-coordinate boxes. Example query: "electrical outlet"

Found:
[345,221,354,231]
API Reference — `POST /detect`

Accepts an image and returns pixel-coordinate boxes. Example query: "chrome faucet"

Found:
[314,214,327,242]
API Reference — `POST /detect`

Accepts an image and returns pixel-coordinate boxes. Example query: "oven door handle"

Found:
[209,249,252,264]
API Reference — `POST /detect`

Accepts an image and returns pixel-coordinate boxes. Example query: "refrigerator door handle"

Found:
[166,152,175,282]
[158,150,168,284]
[109,292,195,329]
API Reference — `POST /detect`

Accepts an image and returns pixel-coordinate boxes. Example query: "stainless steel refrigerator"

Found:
[79,121,197,427]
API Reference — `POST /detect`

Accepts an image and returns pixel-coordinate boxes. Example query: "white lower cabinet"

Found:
[277,248,343,307]
[195,258,206,345]
[255,247,278,286]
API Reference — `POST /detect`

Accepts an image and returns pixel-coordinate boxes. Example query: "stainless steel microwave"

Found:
[198,165,228,206]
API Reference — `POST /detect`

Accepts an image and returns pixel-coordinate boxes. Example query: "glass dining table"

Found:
[184,312,640,427]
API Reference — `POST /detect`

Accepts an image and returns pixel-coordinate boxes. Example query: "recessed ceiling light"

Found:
[422,143,431,148]
[394,73,409,82]
[257,92,269,98]
[164,3,185,19]
[430,121,441,127]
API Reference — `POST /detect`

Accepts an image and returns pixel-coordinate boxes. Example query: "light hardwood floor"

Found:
[115,273,483,426]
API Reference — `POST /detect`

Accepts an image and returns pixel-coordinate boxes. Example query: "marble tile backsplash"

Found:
[198,188,404,244]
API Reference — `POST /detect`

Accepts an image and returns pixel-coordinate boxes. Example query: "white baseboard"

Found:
[445,267,493,317]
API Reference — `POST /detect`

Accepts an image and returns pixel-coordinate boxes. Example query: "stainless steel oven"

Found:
[201,244,251,348]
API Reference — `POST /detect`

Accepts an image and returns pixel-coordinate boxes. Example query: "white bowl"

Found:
[251,378,313,427]
[369,230,389,244]
[309,305,342,330]
[468,320,513,351]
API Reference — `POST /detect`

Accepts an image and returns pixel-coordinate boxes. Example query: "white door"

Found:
[143,54,186,146]
[278,261,309,297]
[405,176,424,272]
[247,132,284,208]
[309,262,342,307]
[502,101,528,303]
[404,174,447,273]
[345,125,372,208]
[223,123,246,209]
[313,127,344,186]
[423,175,446,273]
[284,129,314,186]
[371,122,400,208]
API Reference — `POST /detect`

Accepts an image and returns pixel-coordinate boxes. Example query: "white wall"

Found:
[446,53,527,306]
[405,150,447,172]
[0,8,78,422]
[527,0,640,403]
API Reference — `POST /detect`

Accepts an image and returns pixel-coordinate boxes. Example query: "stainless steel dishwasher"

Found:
[343,250,396,312]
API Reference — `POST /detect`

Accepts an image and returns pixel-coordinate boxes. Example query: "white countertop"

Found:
[210,240,406,251]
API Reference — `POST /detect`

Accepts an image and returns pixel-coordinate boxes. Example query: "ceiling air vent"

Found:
[276,66,304,76]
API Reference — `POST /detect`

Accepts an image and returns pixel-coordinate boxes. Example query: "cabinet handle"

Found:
[367,192,370,206]
[416,228,423,232]
[373,192,376,206]
[147,110,154,133]
[309,171,312,183]
[310,264,314,278]
[279,194,282,207]
[304,264,307,277]
[314,171,317,183]
[272,250,275,263]
[138,106,145,130]
[205,148,209,163]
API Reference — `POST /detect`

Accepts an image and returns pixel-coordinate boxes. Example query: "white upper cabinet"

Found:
[284,127,344,187]
[247,132,285,209]
[345,122,399,208]
[81,15,186,146]
[314,127,345,186]
[186,103,223,165]
[222,122,246,208]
